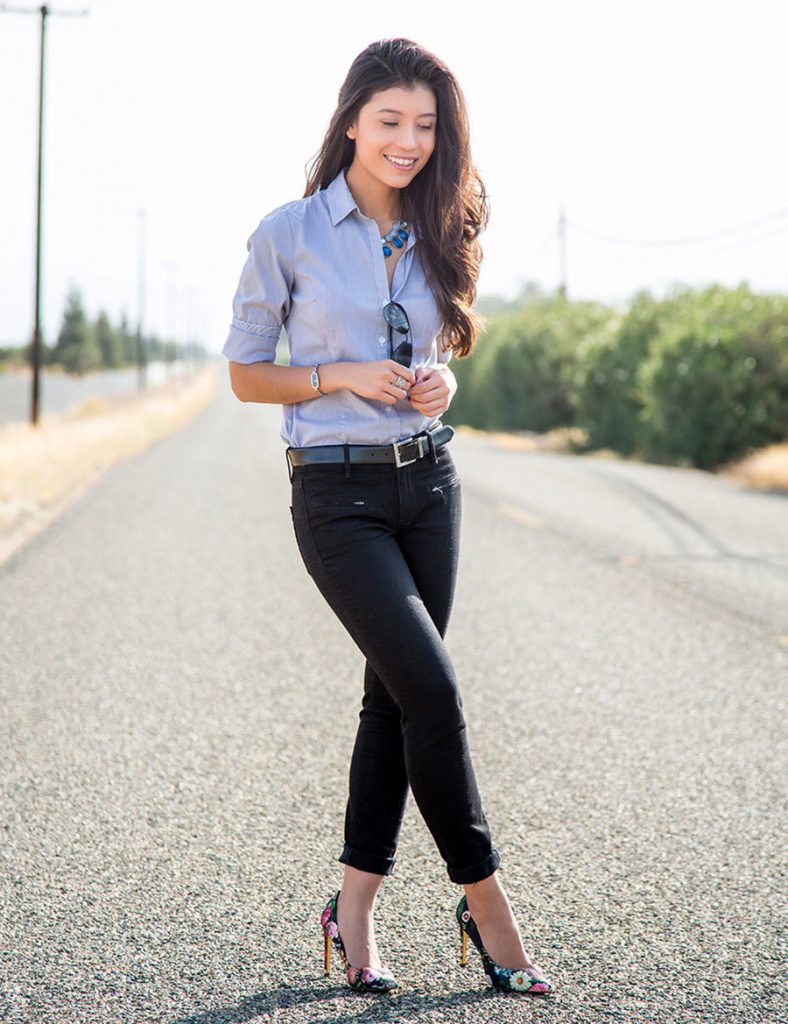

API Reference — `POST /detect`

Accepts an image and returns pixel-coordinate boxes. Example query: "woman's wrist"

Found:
[317,362,351,395]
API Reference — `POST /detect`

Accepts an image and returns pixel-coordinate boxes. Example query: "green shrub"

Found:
[574,290,662,454]
[637,285,788,469]
[446,295,617,433]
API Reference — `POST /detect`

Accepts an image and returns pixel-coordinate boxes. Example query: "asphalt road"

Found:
[1,385,785,1023]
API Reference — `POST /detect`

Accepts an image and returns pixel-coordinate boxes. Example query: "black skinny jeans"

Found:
[287,438,501,885]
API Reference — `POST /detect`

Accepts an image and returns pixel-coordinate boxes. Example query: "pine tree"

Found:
[95,309,124,368]
[53,285,101,374]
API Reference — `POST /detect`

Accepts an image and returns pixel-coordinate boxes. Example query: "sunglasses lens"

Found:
[385,303,412,365]
[394,341,412,366]
[384,303,409,332]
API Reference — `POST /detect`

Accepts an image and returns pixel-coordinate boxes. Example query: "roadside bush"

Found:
[446,296,617,433]
[637,285,788,469]
[574,290,662,454]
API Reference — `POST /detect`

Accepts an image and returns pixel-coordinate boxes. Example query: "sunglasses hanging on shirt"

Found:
[383,301,413,368]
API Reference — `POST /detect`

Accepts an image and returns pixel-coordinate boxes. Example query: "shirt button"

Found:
[384,406,393,414]
[378,335,386,345]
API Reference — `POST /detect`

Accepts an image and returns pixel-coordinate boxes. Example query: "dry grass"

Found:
[0,366,218,564]
[717,441,788,492]
[455,424,587,453]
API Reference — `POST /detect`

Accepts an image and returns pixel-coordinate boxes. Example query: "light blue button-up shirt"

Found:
[222,167,453,448]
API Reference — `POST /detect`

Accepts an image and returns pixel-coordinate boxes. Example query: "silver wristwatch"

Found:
[310,363,324,397]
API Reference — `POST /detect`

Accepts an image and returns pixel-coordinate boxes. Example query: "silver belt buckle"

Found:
[392,435,425,468]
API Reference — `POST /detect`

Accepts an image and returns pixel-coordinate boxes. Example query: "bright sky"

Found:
[1,0,786,353]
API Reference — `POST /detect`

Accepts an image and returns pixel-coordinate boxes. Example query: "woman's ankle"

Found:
[464,873,519,923]
[340,864,386,911]
[463,869,503,902]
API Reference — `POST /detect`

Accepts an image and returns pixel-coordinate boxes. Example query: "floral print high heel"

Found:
[321,890,399,993]
[456,894,553,994]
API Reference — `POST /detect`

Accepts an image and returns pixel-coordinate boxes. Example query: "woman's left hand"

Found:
[406,365,457,416]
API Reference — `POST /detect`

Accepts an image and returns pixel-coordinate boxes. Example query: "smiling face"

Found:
[346,82,438,189]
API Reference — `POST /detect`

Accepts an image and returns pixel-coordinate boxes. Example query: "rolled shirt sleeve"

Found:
[223,205,294,364]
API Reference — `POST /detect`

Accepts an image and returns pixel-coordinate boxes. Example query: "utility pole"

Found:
[164,259,178,381]
[136,207,147,390]
[1,3,90,425]
[185,288,195,373]
[557,202,568,300]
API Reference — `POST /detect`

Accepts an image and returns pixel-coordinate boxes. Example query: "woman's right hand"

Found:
[343,360,417,405]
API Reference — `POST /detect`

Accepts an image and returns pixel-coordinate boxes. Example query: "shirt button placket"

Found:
[371,230,399,435]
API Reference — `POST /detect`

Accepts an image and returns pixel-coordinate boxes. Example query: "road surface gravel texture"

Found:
[1,386,785,1023]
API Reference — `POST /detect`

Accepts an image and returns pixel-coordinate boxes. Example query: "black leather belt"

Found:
[286,423,454,474]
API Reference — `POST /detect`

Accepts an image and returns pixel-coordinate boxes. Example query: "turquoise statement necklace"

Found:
[381,200,410,257]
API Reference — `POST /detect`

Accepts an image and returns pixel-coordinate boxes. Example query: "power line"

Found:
[568,205,788,249]
[521,202,788,301]
[1,3,89,14]
[714,216,788,250]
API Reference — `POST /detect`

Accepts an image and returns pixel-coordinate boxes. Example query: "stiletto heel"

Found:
[320,890,399,993]
[455,894,553,994]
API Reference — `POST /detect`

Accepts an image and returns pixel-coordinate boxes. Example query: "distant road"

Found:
[0,359,205,425]
[1,384,784,1023]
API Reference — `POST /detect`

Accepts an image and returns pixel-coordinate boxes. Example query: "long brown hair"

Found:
[303,37,488,359]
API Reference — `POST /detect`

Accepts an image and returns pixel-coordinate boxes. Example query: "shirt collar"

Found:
[325,167,417,245]
[326,167,357,226]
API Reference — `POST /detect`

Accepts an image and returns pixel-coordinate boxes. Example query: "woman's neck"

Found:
[345,161,402,226]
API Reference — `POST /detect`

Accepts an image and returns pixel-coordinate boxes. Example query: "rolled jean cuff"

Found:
[447,846,501,884]
[338,843,396,877]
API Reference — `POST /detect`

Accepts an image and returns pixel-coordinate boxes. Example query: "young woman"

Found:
[223,37,553,998]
